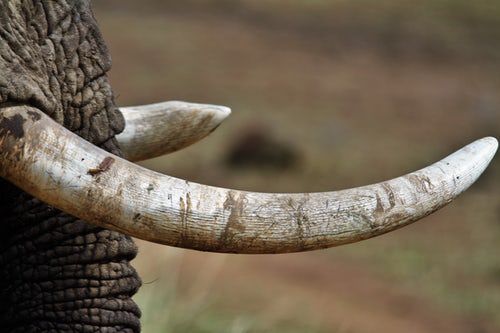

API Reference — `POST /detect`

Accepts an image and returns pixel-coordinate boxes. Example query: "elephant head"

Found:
[0,1,497,332]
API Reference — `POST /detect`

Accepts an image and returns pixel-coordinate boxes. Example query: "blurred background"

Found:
[94,1,500,332]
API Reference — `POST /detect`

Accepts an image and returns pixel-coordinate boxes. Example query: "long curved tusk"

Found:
[0,106,497,254]
[117,101,231,162]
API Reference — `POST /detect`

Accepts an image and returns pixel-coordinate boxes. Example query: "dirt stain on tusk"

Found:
[88,156,115,176]
[0,114,26,139]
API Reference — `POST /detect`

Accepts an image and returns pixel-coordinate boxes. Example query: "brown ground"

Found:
[135,241,493,333]
[93,2,500,332]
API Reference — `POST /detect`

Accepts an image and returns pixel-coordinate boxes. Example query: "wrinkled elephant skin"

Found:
[0,2,141,332]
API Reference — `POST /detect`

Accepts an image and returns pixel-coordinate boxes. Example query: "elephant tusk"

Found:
[117,101,231,161]
[0,106,497,254]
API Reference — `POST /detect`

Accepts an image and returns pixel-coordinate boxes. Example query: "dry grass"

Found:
[93,1,500,332]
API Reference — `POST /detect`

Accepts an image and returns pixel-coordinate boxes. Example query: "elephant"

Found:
[0,1,497,332]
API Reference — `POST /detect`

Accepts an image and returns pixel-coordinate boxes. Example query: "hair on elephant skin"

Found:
[0,1,141,332]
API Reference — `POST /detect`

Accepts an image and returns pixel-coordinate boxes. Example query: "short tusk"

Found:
[117,101,231,161]
[0,106,497,254]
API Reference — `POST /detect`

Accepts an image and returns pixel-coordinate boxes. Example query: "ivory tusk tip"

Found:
[168,100,231,126]
[200,102,231,118]
[118,101,232,161]
[473,136,498,165]
[483,136,498,153]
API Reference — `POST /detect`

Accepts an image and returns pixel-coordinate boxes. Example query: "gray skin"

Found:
[0,1,142,332]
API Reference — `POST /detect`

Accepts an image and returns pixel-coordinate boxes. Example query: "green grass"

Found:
[334,190,500,326]
[134,251,330,333]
